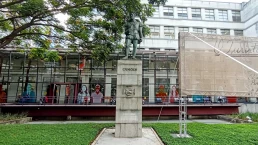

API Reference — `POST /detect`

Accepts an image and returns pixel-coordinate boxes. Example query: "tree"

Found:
[0,0,167,63]
[22,48,61,92]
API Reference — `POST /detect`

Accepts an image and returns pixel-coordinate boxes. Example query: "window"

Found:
[155,78,170,97]
[205,9,214,20]
[232,11,241,22]
[193,28,203,33]
[153,7,159,17]
[143,78,149,97]
[149,25,160,38]
[192,8,201,20]
[221,29,230,35]
[164,26,175,39]
[179,27,189,32]
[207,29,216,34]
[163,7,173,17]
[218,10,228,21]
[235,30,243,36]
[178,7,188,19]
[111,78,116,97]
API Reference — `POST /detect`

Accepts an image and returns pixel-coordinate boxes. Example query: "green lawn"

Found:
[0,123,257,145]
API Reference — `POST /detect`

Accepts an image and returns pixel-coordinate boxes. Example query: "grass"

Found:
[230,112,258,122]
[0,112,28,121]
[145,123,258,145]
[0,123,257,145]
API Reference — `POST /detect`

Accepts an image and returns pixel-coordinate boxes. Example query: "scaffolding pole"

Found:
[179,95,188,137]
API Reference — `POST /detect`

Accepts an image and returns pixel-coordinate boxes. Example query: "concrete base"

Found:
[171,134,192,138]
[92,128,164,145]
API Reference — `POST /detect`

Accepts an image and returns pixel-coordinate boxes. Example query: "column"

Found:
[160,25,164,38]
[115,60,142,138]
[214,9,219,21]
[187,7,192,19]
[189,27,193,32]
[201,8,206,20]
[175,27,179,39]
[228,10,232,21]
[174,7,178,19]
[203,28,207,33]
[159,5,163,17]
[149,77,155,103]
[230,29,234,36]
[105,77,111,97]
[217,29,221,35]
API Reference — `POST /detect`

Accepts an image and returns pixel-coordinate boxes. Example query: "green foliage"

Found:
[0,123,257,145]
[26,48,61,62]
[230,112,258,122]
[28,48,46,60]
[0,112,28,121]
[0,0,166,63]
[44,50,62,62]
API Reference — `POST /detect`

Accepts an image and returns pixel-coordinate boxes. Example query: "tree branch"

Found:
[0,0,26,9]
[17,32,65,40]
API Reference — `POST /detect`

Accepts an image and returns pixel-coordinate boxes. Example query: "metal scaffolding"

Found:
[179,95,188,137]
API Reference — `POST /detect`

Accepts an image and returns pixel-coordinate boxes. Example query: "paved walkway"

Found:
[25,119,231,124]
[92,128,164,145]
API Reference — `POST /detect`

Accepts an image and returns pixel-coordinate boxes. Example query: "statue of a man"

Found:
[123,14,143,59]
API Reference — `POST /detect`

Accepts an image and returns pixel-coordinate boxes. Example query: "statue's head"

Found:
[129,13,136,21]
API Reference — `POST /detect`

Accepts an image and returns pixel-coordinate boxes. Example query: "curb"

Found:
[150,127,164,145]
[91,128,106,145]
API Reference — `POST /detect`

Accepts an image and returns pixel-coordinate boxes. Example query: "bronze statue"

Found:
[123,14,143,59]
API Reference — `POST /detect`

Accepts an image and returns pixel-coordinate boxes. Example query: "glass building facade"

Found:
[0,50,178,104]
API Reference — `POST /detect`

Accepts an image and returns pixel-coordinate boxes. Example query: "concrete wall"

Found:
[239,103,258,113]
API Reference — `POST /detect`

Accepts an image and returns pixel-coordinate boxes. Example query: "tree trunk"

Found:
[0,55,3,81]
[24,59,32,92]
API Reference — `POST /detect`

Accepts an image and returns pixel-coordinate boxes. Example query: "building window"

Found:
[192,8,201,20]
[178,7,188,19]
[232,11,241,22]
[149,25,160,38]
[205,9,214,20]
[193,28,203,33]
[179,27,189,32]
[111,78,116,97]
[221,29,230,35]
[218,10,228,21]
[164,26,175,39]
[235,30,243,36]
[207,29,216,34]
[153,7,159,17]
[163,7,173,17]
[143,78,149,97]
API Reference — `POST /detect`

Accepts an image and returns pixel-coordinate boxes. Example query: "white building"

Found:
[140,0,258,51]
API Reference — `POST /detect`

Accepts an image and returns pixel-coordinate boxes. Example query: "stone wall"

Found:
[239,103,258,113]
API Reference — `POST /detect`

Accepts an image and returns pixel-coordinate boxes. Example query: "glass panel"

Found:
[163,7,173,17]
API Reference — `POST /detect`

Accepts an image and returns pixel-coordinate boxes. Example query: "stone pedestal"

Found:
[115,60,142,138]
